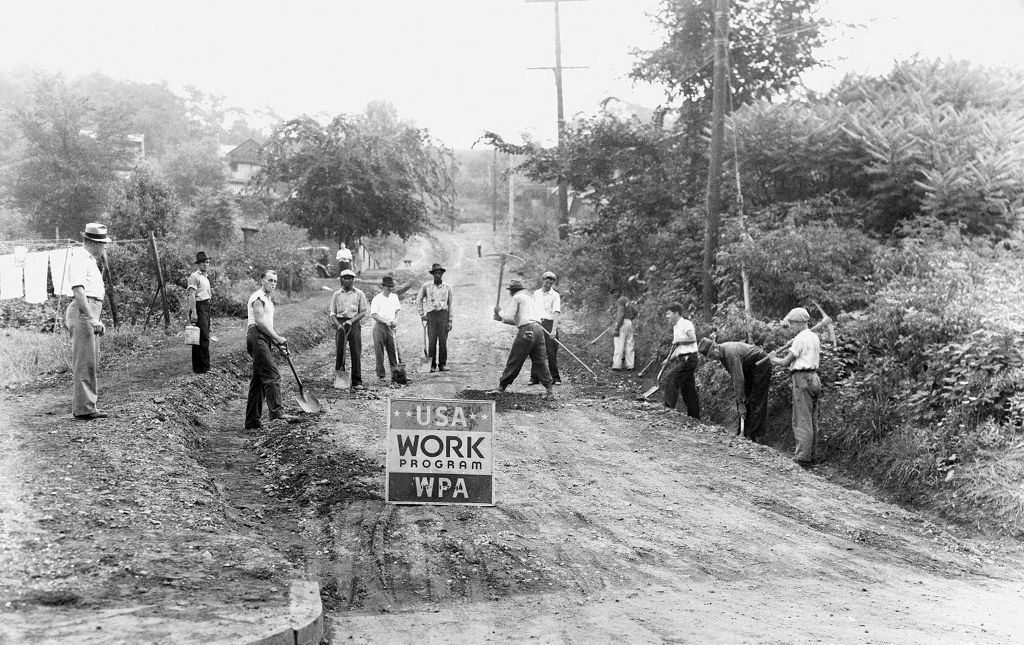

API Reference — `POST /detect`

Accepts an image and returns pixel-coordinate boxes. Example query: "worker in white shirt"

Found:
[370,275,402,382]
[661,302,700,418]
[66,223,110,420]
[530,270,562,385]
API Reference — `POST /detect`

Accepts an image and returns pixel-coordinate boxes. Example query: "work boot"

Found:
[271,413,301,424]
[542,389,555,401]
[74,411,109,420]
[484,387,505,395]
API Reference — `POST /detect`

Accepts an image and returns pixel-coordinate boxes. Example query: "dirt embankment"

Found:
[2,223,1024,644]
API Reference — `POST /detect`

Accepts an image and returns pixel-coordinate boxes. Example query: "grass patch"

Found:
[0,328,69,384]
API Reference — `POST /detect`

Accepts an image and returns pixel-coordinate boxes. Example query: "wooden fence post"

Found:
[149,232,171,329]
[100,255,120,329]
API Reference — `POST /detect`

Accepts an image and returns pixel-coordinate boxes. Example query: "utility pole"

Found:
[701,0,729,321]
[527,0,587,240]
[507,153,515,252]
[491,148,499,233]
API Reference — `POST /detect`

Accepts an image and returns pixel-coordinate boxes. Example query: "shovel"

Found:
[333,324,351,389]
[637,358,669,401]
[280,345,321,414]
[418,322,432,374]
[392,333,408,385]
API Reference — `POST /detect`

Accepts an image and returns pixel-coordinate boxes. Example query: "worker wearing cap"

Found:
[66,222,110,420]
[661,303,700,418]
[698,337,771,439]
[490,279,554,400]
[416,263,453,372]
[770,307,821,467]
[330,269,369,391]
[530,270,562,385]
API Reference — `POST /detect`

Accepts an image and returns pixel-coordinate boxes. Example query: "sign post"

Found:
[386,398,495,506]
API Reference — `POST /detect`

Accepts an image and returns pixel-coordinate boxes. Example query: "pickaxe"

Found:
[756,301,836,366]
[588,325,614,345]
[484,252,525,310]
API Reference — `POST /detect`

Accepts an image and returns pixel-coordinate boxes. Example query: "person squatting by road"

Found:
[370,275,402,383]
[245,270,299,429]
[416,263,453,372]
[770,307,822,468]
[611,287,638,370]
[698,337,771,439]
[490,279,554,400]
[661,303,700,419]
[529,270,561,386]
[186,251,213,374]
[66,222,110,420]
[330,269,369,391]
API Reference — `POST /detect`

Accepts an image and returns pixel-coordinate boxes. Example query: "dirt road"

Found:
[283,224,1024,643]
[2,222,1023,644]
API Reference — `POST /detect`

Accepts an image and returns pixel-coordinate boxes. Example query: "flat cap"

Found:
[782,307,811,323]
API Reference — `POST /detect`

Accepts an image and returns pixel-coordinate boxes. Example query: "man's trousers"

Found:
[499,323,551,389]
[425,310,450,370]
[245,327,285,429]
[612,318,635,369]
[66,300,102,417]
[791,371,821,463]
[192,299,211,373]
[741,360,773,438]
[530,319,560,383]
[662,353,700,419]
[373,323,398,379]
[335,320,363,385]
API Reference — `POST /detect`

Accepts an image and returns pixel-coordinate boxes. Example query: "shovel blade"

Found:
[295,392,321,414]
[418,357,433,373]
[638,385,660,401]
[333,370,351,390]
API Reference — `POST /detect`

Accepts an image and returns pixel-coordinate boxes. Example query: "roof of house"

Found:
[221,139,263,165]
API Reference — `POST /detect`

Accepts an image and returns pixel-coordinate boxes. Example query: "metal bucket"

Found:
[184,325,200,345]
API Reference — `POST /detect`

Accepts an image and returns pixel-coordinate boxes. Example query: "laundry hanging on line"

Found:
[24,251,49,304]
[0,254,24,300]
[48,247,77,297]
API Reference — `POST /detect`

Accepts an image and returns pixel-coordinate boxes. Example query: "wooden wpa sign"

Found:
[386,398,495,506]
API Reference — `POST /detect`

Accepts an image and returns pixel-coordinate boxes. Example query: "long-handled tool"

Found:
[419,321,432,373]
[333,321,351,389]
[756,305,836,366]
[637,354,661,378]
[638,357,669,401]
[588,326,614,346]
[279,345,321,414]
[485,252,525,311]
[540,327,599,380]
[391,329,408,385]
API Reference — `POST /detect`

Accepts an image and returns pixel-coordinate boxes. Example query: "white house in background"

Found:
[219,139,263,194]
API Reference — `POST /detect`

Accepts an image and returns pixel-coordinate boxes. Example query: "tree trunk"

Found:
[701,0,729,321]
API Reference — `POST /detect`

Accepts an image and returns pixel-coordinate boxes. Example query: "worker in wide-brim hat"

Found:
[771,306,822,468]
[489,279,554,399]
[186,250,214,373]
[529,270,562,386]
[67,222,111,420]
[416,262,453,371]
[370,275,402,383]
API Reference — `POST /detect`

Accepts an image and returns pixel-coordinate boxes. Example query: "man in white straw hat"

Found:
[66,222,110,420]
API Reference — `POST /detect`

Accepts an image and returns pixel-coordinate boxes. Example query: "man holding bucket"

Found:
[186,251,213,374]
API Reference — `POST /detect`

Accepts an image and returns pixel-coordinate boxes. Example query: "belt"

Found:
[519,321,541,328]
[790,368,817,373]
[86,296,103,302]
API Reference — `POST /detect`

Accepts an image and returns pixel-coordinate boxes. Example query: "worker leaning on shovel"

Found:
[245,269,300,429]
[697,337,771,439]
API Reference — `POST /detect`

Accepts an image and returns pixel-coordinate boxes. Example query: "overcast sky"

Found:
[2,0,1023,149]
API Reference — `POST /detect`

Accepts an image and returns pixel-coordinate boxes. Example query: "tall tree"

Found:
[258,104,456,244]
[107,164,181,239]
[1,75,126,236]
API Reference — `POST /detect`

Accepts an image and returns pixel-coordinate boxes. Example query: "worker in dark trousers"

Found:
[489,279,553,400]
[186,251,213,373]
[661,303,700,418]
[698,337,771,438]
